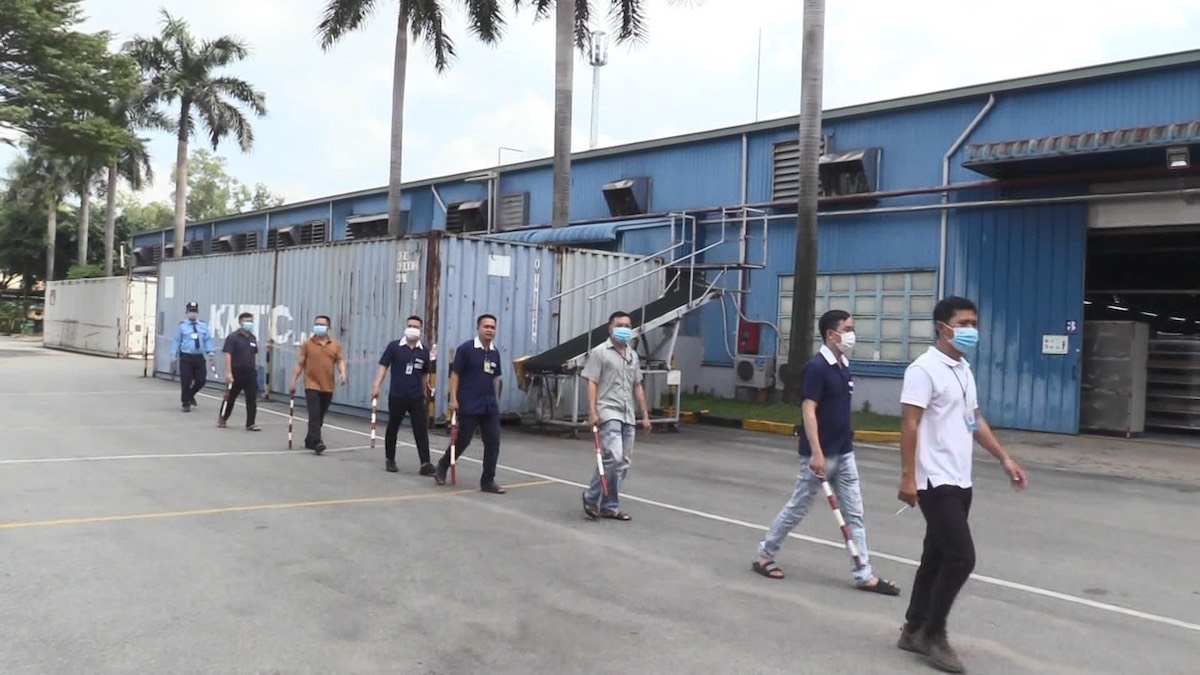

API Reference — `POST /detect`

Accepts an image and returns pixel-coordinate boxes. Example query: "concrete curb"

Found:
[688,412,901,443]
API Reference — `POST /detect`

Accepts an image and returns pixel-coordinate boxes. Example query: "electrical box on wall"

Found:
[737,320,761,355]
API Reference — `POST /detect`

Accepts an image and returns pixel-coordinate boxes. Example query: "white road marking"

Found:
[0,390,163,396]
[0,446,371,465]
[194,390,1200,634]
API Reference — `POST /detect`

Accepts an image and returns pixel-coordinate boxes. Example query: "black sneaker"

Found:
[182,403,191,413]
[418,463,436,476]
[386,460,398,472]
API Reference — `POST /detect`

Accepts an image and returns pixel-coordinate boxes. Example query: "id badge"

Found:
[483,359,494,374]
[190,332,199,340]
[965,409,979,433]
[405,363,414,375]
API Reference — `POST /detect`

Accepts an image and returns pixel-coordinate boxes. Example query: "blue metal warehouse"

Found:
[134,49,1200,437]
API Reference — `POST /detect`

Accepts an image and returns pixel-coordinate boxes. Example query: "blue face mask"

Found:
[612,327,633,343]
[950,326,979,352]
[313,325,328,336]
[242,321,254,333]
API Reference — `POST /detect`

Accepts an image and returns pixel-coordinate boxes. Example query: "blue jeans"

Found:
[758,452,874,585]
[582,419,635,514]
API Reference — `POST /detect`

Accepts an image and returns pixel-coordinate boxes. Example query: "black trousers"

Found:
[305,389,333,446]
[178,354,206,404]
[904,483,976,637]
[437,409,501,486]
[221,367,258,427]
[385,395,430,464]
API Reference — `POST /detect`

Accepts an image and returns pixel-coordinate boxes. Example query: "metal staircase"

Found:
[514,208,769,433]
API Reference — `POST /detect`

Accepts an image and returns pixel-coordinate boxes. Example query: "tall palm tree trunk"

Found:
[77,178,91,267]
[387,11,409,237]
[104,163,119,275]
[45,193,58,283]
[785,0,824,401]
[551,0,574,227]
[172,103,190,258]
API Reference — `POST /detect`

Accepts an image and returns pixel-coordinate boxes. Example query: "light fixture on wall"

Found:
[1166,146,1190,169]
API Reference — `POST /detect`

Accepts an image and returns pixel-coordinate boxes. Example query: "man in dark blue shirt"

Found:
[169,301,215,413]
[435,313,505,494]
[751,309,899,596]
[219,311,261,431]
[372,315,433,475]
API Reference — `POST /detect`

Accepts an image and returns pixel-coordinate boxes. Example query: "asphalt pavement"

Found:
[1,339,1196,674]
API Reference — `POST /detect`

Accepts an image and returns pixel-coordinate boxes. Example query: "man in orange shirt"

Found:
[289,314,347,454]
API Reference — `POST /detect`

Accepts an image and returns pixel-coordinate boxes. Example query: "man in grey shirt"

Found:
[581,311,651,521]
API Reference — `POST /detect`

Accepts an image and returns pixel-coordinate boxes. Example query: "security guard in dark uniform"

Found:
[170,301,215,412]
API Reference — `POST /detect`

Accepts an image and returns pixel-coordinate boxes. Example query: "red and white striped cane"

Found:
[287,394,296,449]
[448,411,458,486]
[820,479,865,570]
[592,425,609,497]
[369,397,378,449]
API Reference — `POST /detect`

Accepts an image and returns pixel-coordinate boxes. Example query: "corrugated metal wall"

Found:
[947,193,1086,433]
[269,239,425,409]
[155,251,274,381]
[431,236,559,418]
[556,249,665,345]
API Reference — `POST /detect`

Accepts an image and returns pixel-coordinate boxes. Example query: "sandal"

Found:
[581,494,600,520]
[752,560,785,579]
[601,511,631,521]
[857,577,901,596]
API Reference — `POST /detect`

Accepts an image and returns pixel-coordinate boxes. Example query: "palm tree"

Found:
[125,11,267,258]
[12,143,72,283]
[517,1,701,227]
[102,85,173,275]
[317,0,507,237]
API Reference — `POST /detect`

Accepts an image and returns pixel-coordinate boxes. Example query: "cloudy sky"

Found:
[6,0,1200,205]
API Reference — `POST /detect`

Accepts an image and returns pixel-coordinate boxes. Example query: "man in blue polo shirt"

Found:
[169,301,215,413]
[751,309,900,596]
[371,315,433,475]
[435,313,506,494]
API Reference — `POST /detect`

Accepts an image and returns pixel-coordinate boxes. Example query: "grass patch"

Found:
[679,393,901,432]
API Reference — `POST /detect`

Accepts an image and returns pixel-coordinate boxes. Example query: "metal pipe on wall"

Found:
[939,94,996,297]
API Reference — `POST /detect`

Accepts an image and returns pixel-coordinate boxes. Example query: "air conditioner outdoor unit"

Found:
[733,355,775,389]
[774,356,788,390]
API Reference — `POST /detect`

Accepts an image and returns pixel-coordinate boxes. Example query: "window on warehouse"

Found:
[777,271,937,362]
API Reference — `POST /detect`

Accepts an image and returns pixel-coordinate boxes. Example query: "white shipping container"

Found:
[43,276,158,358]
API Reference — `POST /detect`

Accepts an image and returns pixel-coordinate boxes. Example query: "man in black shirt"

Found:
[220,311,261,431]
[371,315,434,475]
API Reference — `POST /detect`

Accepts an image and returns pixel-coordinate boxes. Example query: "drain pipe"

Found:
[939,94,995,298]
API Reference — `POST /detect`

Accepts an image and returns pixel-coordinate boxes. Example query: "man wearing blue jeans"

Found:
[581,311,651,521]
[752,309,900,596]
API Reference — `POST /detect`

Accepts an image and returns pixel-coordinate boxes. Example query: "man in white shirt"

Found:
[895,296,1027,674]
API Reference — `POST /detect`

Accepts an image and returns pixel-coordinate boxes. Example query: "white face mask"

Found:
[838,330,857,354]
[404,327,421,341]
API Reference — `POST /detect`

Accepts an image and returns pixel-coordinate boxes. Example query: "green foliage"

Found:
[0,0,139,155]
[679,393,902,432]
[115,194,173,232]
[65,263,105,279]
[318,0,508,73]
[178,148,283,221]
[125,11,267,151]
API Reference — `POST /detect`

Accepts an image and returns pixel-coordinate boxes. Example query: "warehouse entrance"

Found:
[1082,189,1200,436]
